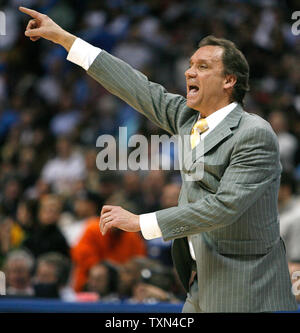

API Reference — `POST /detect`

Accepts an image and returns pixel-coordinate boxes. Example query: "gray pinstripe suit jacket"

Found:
[87,50,298,312]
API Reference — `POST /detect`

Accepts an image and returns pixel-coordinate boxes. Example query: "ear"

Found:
[223,74,237,90]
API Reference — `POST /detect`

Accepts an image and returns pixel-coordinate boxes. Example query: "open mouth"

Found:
[187,84,199,98]
[188,85,199,93]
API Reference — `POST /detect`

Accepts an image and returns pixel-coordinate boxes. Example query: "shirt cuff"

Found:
[139,212,162,240]
[66,38,102,71]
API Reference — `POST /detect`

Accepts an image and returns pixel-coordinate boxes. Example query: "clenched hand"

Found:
[100,205,140,235]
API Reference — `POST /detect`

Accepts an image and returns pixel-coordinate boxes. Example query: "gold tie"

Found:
[190,118,209,149]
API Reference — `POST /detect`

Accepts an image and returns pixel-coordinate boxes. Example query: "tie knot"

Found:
[192,118,209,134]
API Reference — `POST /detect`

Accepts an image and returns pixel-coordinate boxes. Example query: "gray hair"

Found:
[4,249,35,272]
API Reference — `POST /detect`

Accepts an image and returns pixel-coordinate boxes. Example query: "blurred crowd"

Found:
[0,0,300,303]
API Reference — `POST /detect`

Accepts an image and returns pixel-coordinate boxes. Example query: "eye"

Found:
[199,64,207,69]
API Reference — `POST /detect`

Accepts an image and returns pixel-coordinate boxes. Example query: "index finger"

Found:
[100,205,114,215]
[19,7,43,19]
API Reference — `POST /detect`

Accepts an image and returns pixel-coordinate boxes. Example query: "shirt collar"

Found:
[200,102,237,132]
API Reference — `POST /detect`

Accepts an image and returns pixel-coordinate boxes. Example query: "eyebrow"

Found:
[189,58,209,66]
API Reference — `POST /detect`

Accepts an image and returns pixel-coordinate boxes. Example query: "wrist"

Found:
[135,214,141,232]
[59,31,76,52]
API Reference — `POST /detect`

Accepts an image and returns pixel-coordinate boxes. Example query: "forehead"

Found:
[190,45,224,64]
[38,261,56,272]
[91,265,108,275]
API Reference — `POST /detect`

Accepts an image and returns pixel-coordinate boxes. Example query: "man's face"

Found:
[6,260,31,289]
[118,261,139,296]
[87,265,109,295]
[35,262,57,284]
[185,45,227,112]
[38,202,60,225]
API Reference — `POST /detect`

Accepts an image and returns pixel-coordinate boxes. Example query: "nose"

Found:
[185,66,197,78]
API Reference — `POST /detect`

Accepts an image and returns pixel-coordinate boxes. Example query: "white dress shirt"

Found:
[67,37,238,260]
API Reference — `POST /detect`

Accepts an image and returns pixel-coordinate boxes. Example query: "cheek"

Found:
[202,75,224,91]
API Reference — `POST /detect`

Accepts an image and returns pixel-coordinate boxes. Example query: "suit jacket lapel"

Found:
[181,104,244,171]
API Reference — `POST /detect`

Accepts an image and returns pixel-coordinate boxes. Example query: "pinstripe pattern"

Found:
[87,51,298,312]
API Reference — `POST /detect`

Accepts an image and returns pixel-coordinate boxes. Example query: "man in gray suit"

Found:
[20,7,298,312]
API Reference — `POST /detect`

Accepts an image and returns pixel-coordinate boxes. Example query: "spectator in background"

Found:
[0,178,22,217]
[41,136,85,195]
[16,146,37,190]
[0,94,21,140]
[113,25,155,71]
[104,175,140,215]
[279,172,300,262]
[0,217,25,266]
[269,110,298,172]
[59,190,100,247]
[146,182,181,266]
[71,216,146,292]
[94,95,119,137]
[85,260,119,301]
[18,108,36,146]
[33,252,74,300]
[117,257,144,300]
[15,199,37,239]
[50,91,81,137]
[120,171,147,214]
[130,257,180,304]
[22,194,69,258]
[98,171,122,203]
[116,256,179,303]
[3,249,34,297]
[141,170,166,212]
[30,128,54,174]
[24,178,52,201]
[84,149,100,194]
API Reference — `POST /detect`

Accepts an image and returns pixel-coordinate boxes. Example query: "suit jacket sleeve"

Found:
[87,50,186,135]
[156,126,281,241]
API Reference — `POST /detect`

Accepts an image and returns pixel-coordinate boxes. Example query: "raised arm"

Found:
[20,7,185,136]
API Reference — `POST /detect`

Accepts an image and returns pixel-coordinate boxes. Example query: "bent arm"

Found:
[155,126,281,241]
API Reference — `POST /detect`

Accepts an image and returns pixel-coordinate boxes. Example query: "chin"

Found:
[186,100,199,111]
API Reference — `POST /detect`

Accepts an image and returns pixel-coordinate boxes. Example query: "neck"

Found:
[196,100,233,117]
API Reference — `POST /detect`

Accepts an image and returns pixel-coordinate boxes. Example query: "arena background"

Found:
[0,0,299,313]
